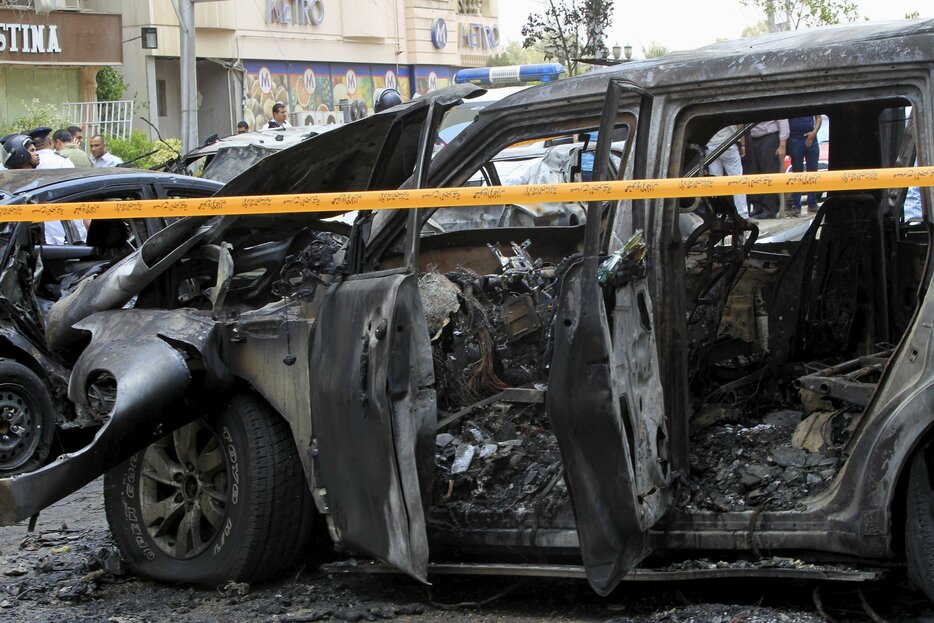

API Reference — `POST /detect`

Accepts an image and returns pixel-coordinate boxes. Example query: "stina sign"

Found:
[0,23,60,54]
[267,0,324,26]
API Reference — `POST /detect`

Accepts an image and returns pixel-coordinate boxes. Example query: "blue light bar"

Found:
[453,63,566,86]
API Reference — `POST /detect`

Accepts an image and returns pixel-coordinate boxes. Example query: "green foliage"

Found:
[107,130,181,170]
[96,66,128,102]
[740,0,860,30]
[641,43,670,59]
[489,41,546,67]
[521,0,615,76]
[741,21,771,37]
[0,99,68,136]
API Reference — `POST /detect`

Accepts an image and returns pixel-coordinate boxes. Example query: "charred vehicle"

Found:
[2,20,934,599]
[182,125,334,183]
[0,169,221,476]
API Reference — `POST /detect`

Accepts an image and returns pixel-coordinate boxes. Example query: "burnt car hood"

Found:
[44,84,483,351]
[218,83,484,199]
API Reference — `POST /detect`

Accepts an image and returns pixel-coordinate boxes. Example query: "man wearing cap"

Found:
[30,127,75,169]
[53,129,92,168]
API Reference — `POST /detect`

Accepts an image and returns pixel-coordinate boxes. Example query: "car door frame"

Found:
[308,97,456,582]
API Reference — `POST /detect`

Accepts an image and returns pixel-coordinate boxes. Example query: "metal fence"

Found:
[61,100,134,140]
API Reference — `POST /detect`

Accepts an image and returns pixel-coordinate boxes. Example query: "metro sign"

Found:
[431,18,447,49]
[258,67,273,94]
[267,0,325,26]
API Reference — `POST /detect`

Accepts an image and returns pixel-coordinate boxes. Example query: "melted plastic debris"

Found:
[430,403,573,531]
[677,409,843,513]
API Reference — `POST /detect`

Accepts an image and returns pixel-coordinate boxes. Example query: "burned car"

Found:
[182,125,334,183]
[2,20,934,600]
[0,169,221,476]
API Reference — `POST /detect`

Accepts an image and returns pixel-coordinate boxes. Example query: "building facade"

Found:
[0,1,121,125]
[118,0,500,142]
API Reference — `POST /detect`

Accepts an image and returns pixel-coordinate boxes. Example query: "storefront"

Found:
[119,0,499,140]
[239,1,496,130]
[0,7,122,124]
[242,61,414,129]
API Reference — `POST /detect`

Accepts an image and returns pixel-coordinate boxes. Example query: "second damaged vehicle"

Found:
[3,20,934,599]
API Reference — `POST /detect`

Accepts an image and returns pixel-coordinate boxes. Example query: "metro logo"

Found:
[258,67,273,94]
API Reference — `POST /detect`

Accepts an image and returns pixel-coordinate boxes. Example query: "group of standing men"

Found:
[706,115,822,220]
[0,126,126,245]
[1,126,124,171]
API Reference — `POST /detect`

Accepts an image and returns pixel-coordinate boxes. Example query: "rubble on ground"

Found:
[430,402,573,531]
[677,409,844,513]
[605,604,825,623]
[421,254,573,531]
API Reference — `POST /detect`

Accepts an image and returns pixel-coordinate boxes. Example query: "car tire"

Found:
[0,359,55,475]
[104,393,316,585]
[905,450,934,601]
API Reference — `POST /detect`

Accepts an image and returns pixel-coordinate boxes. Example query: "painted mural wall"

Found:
[243,61,454,129]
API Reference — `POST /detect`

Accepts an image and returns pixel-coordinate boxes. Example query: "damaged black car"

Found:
[2,19,934,601]
[0,169,221,477]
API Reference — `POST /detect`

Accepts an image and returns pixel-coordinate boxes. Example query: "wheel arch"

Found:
[889,416,934,558]
[871,382,934,556]
[0,332,66,401]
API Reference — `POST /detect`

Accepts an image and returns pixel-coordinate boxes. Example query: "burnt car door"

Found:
[299,87,480,582]
[547,79,667,595]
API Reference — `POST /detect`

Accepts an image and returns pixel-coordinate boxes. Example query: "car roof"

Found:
[185,125,336,160]
[485,20,933,112]
[0,168,222,201]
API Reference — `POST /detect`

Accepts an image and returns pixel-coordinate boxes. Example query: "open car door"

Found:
[547,79,668,595]
[306,90,476,582]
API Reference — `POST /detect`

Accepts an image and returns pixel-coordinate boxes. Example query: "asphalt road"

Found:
[3,479,934,623]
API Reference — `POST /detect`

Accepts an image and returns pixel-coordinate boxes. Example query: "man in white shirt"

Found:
[89,134,124,167]
[265,102,292,129]
[43,220,88,245]
[705,125,749,219]
[29,127,75,170]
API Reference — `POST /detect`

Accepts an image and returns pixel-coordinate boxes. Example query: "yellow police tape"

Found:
[9,166,934,223]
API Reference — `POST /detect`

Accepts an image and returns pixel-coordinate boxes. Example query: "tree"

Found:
[642,42,669,58]
[107,130,181,169]
[489,41,546,67]
[741,21,771,37]
[96,66,127,101]
[0,99,67,137]
[521,0,614,77]
[740,0,860,30]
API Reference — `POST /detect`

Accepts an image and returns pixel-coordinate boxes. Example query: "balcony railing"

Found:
[61,100,134,141]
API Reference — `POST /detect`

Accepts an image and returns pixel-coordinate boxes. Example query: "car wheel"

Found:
[0,360,55,475]
[905,450,934,601]
[104,393,316,584]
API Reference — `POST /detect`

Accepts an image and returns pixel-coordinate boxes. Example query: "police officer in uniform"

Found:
[1,134,39,169]
[29,127,75,169]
